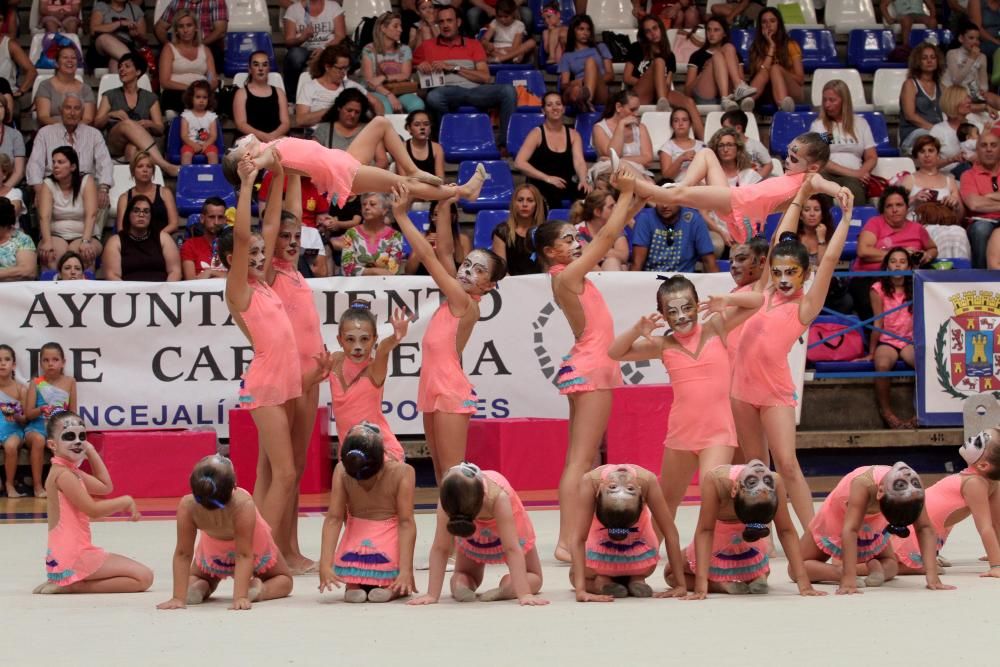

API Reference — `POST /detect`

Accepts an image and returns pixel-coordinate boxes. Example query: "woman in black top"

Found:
[233,50,291,141]
[683,16,756,112]
[403,110,444,181]
[514,92,590,210]
[623,15,704,139]
[491,183,545,275]
[102,194,181,281]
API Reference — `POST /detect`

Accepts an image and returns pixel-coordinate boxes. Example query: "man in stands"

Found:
[959,129,1000,269]
[180,197,228,280]
[631,203,719,273]
[413,5,516,152]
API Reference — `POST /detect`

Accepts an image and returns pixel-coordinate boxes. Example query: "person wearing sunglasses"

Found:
[630,200,717,273]
[959,127,1000,269]
[33,411,152,596]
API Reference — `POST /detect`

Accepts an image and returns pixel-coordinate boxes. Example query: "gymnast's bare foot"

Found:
[287,555,318,575]
[407,170,443,186]
[553,544,571,563]
[458,163,487,201]
[5,484,24,498]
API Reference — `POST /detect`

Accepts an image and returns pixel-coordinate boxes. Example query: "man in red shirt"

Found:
[412,5,516,150]
[959,130,1000,268]
[258,173,330,229]
[180,197,228,279]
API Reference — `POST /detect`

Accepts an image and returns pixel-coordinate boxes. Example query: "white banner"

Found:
[0,272,805,436]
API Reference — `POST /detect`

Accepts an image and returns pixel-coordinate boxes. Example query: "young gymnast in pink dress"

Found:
[222,157,333,573]
[532,168,648,562]
[33,411,153,595]
[729,175,854,530]
[796,462,953,594]
[680,460,823,599]
[223,116,487,207]
[609,275,762,517]
[409,462,548,606]
[892,429,1000,576]
[611,132,851,244]
[569,464,686,601]
[725,236,769,369]
[157,455,292,610]
[319,423,417,603]
[329,302,410,463]
[391,185,507,482]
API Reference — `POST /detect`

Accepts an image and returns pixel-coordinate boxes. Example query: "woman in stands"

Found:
[810,79,878,203]
[159,10,218,115]
[684,16,756,112]
[115,150,179,237]
[36,147,99,272]
[514,92,590,210]
[899,42,945,155]
[101,194,181,282]
[233,50,291,143]
[745,8,804,112]
[559,14,613,112]
[35,45,96,127]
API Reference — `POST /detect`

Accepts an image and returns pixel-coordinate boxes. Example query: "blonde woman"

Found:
[709,127,761,187]
[491,183,545,275]
[361,12,423,114]
[115,151,179,236]
[158,10,218,115]
[809,80,877,202]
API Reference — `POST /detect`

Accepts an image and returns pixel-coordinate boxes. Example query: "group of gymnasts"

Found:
[31,130,999,609]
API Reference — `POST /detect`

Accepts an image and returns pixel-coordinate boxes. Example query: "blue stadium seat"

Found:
[731,29,754,64]
[531,0,575,33]
[440,113,501,162]
[185,213,202,237]
[942,257,972,269]
[401,210,431,257]
[495,69,547,110]
[506,112,544,156]
[814,360,912,373]
[41,268,96,280]
[223,32,276,77]
[909,28,952,48]
[769,111,816,156]
[790,29,841,71]
[175,165,237,217]
[847,29,903,73]
[841,205,878,260]
[458,160,514,212]
[574,111,601,162]
[537,43,559,75]
[166,116,226,165]
[859,111,898,157]
[473,209,510,249]
[548,208,571,221]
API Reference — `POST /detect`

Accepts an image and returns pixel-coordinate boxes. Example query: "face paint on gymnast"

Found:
[662,294,697,334]
[50,416,87,463]
[247,236,266,277]
[770,258,804,295]
[735,459,776,496]
[882,461,923,499]
[456,250,495,293]
[784,141,808,174]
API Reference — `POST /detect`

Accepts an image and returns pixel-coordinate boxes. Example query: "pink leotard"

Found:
[263,137,360,207]
[661,325,737,451]
[44,457,109,586]
[457,470,537,565]
[584,464,659,576]
[417,298,479,414]
[724,172,806,244]
[193,493,279,579]
[237,279,303,409]
[730,290,806,408]
[549,264,623,394]
[726,283,754,370]
[892,470,993,569]
[330,357,405,462]
[271,258,324,379]
[871,281,913,351]
[809,465,892,563]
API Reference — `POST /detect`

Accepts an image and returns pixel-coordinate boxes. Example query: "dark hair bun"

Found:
[777,231,798,244]
[446,516,476,538]
[883,523,911,538]
[606,526,632,542]
[742,522,771,542]
[350,300,371,311]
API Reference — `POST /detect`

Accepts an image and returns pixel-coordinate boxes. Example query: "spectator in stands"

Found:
[630,202,717,273]
[94,53,178,178]
[0,31,36,101]
[623,14,704,137]
[0,196,35,281]
[796,193,852,312]
[930,85,974,176]
[115,150,179,237]
[180,196,227,279]
[811,79,877,202]
[480,0,536,64]
[27,94,114,211]
[709,126,762,186]
[0,155,19,216]
[709,0,764,24]
[154,0,228,75]
[57,251,85,279]
[657,106,704,182]
[466,0,532,36]
[101,194,181,281]
[966,0,1000,65]
[960,128,1000,268]
[944,20,1000,114]
[592,89,654,180]
[540,1,567,66]
[341,193,405,276]
[0,0,17,40]
[404,110,445,182]
[558,14,612,112]
[569,189,630,270]
[0,98,26,194]
[282,0,347,105]
[296,44,379,131]
[413,5,517,149]
[746,8,803,113]
[233,50,291,142]
[899,42,945,155]
[35,45,95,127]
[852,186,938,319]
[900,134,965,231]
[362,11,425,114]
[319,89,389,168]
[685,16,756,112]
[158,10,219,116]
[721,109,772,178]
[258,172,330,234]
[36,146,100,272]
[409,0,440,51]
[39,0,81,34]
[881,0,936,50]
[633,0,700,29]
[89,0,148,72]
[178,80,219,165]
[491,183,544,275]
[403,196,471,275]
[514,91,589,210]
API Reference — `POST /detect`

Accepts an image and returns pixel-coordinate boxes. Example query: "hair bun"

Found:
[606,526,632,541]
[777,231,798,244]
[883,523,911,538]
[350,300,371,311]
[742,522,771,542]
[446,516,476,538]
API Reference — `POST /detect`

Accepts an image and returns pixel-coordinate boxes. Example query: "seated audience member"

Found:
[0,154,22,216]
[631,202,717,273]
[102,194,181,281]
[56,250,86,280]
[115,151,179,236]
[154,0,228,84]
[341,193,404,276]
[362,11,425,114]
[0,31,36,100]
[899,135,968,260]
[811,80,877,202]
[0,196,35,281]
[36,146,100,272]
[710,127,762,186]
[296,44,379,131]
[232,51,291,142]
[514,92,588,210]
[35,45,96,127]
[721,109,772,178]
[960,129,1000,269]
[180,196,227,279]
[0,98,26,195]
[157,9,219,115]
[490,184,544,276]
[559,14,612,111]
[592,90,654,181]
[89,0,149,72]
[569,189,630,271]
[746,8,804,112]
[281,0,347,105]
[479,0,536,64]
